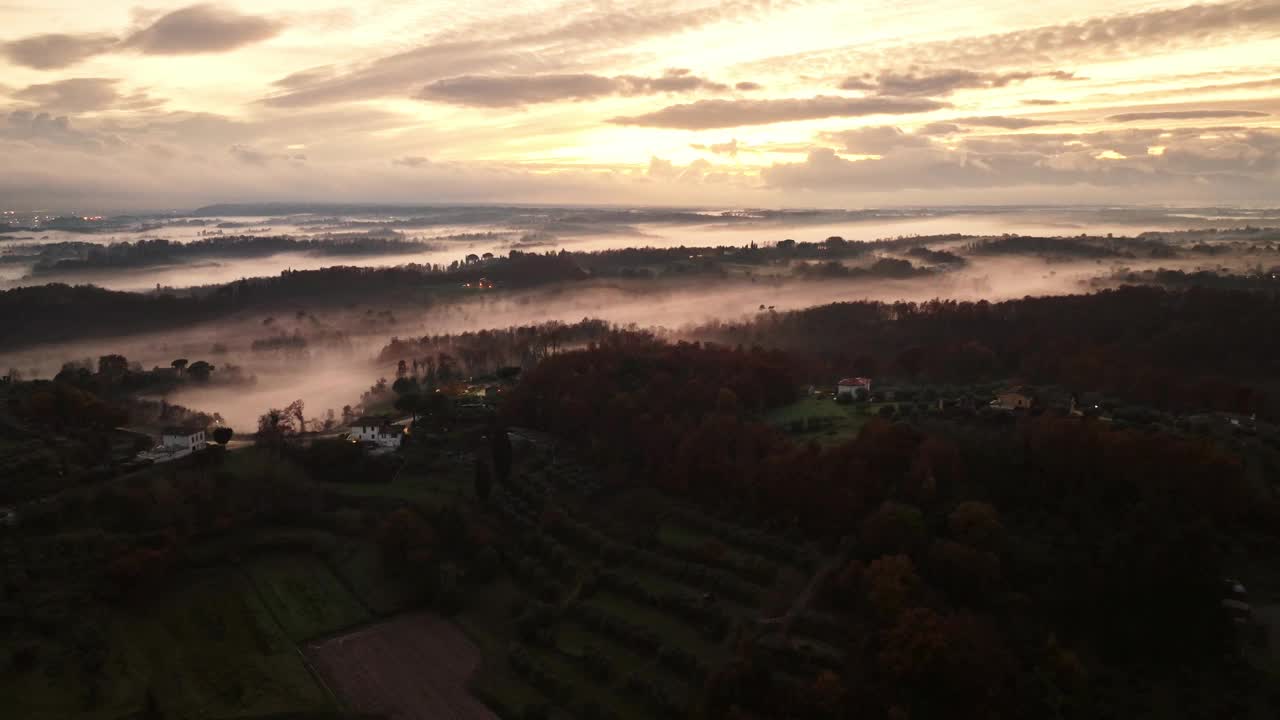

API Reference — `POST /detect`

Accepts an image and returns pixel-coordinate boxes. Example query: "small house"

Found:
[351,416,404,449]
[836,377,872,399]
[992,387,1034,410]
[161,424,207,452]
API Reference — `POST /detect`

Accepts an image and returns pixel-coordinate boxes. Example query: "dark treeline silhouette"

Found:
[27,234,442,274]
[502,334,1278,718]
[966,235,1141,259]
[1098,267,1280,292]
[379,319,617,373]
[906,245,967,265]
[0,253,588,349]
[692,285,1280,419]
[794,257,930,279]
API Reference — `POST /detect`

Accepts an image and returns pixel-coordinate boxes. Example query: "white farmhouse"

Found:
[161,425,207,453]
[352,416,404,449]
[836,377,872,399]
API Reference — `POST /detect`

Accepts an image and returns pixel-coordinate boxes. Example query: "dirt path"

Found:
[758,556,842,636]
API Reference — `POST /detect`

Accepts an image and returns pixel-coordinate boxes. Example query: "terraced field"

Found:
[462,458,825,720]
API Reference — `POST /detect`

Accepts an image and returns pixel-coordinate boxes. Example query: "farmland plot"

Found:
[245,553,372,642]
[306,612,498,720]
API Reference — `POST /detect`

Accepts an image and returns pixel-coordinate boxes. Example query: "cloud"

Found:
[643,155,729,184]
[839,68,1078,96]
[611,95,946,129]
[647,156,676,179]
[918,122,963,136]
[690,139,740,157]
[750,1,1280,80]
[262,40,520,108]
[261,1,787,108]
[229,144,305,166]
[124,4,282,55]
[1107,109,1270,122]
[417,70,727,107]
[1,33,118,70]
[762,125,1280,194]
[393,156,430,168]
[272,66,337,90]
[820,126,932,153]
[1023,99,1061,106]
[838,77,877,91]
[0,5,281,70]
[912,116,1060,134]
[12,78,162,113]
[0,110,121,150]
[735,81,762,91]
[948,115,1062,129]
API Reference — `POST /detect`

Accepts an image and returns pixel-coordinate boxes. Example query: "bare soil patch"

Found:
[306,612,498,720]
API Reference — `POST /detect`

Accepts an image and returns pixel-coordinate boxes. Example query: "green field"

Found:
[327,541,421,616]
[1,567,334,720]
[765,395,890,444]
[244,553,372,642]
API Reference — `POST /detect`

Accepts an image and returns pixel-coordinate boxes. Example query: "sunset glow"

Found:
[2,0,1278,209]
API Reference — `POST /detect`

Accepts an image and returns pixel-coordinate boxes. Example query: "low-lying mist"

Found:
[7,245,1255,429]
[8,205,1276,292]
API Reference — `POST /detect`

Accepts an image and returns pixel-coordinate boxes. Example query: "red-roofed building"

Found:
[837,377,872,399]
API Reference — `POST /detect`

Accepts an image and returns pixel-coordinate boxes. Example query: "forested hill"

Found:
[693,285,1280,419]
[500,335,1278,717]
[0,253,587,350]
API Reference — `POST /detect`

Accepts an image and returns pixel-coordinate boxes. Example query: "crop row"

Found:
[539,511,763,605]
[654,532,778,586]
[662,506,814,569]
[589,569,730,642]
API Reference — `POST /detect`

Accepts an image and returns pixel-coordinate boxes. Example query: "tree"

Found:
[187,360,214,381]
[170,358,188,374]
[475,458,493,500]
[392,376,417,396]
[862,502,926,557]
[256,407,296,450]
[341,404,356,425]
[396,393,421,424]
[212,427,233,447]
[98,354,128,378]
[865,554,920,619]
[948,501,1004,551]
[286,399,305,433]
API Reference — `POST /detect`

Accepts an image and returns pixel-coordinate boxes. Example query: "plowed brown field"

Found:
[306,612,499,720]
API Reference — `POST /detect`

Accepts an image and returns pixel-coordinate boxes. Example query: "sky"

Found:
[1,0,1278,211]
